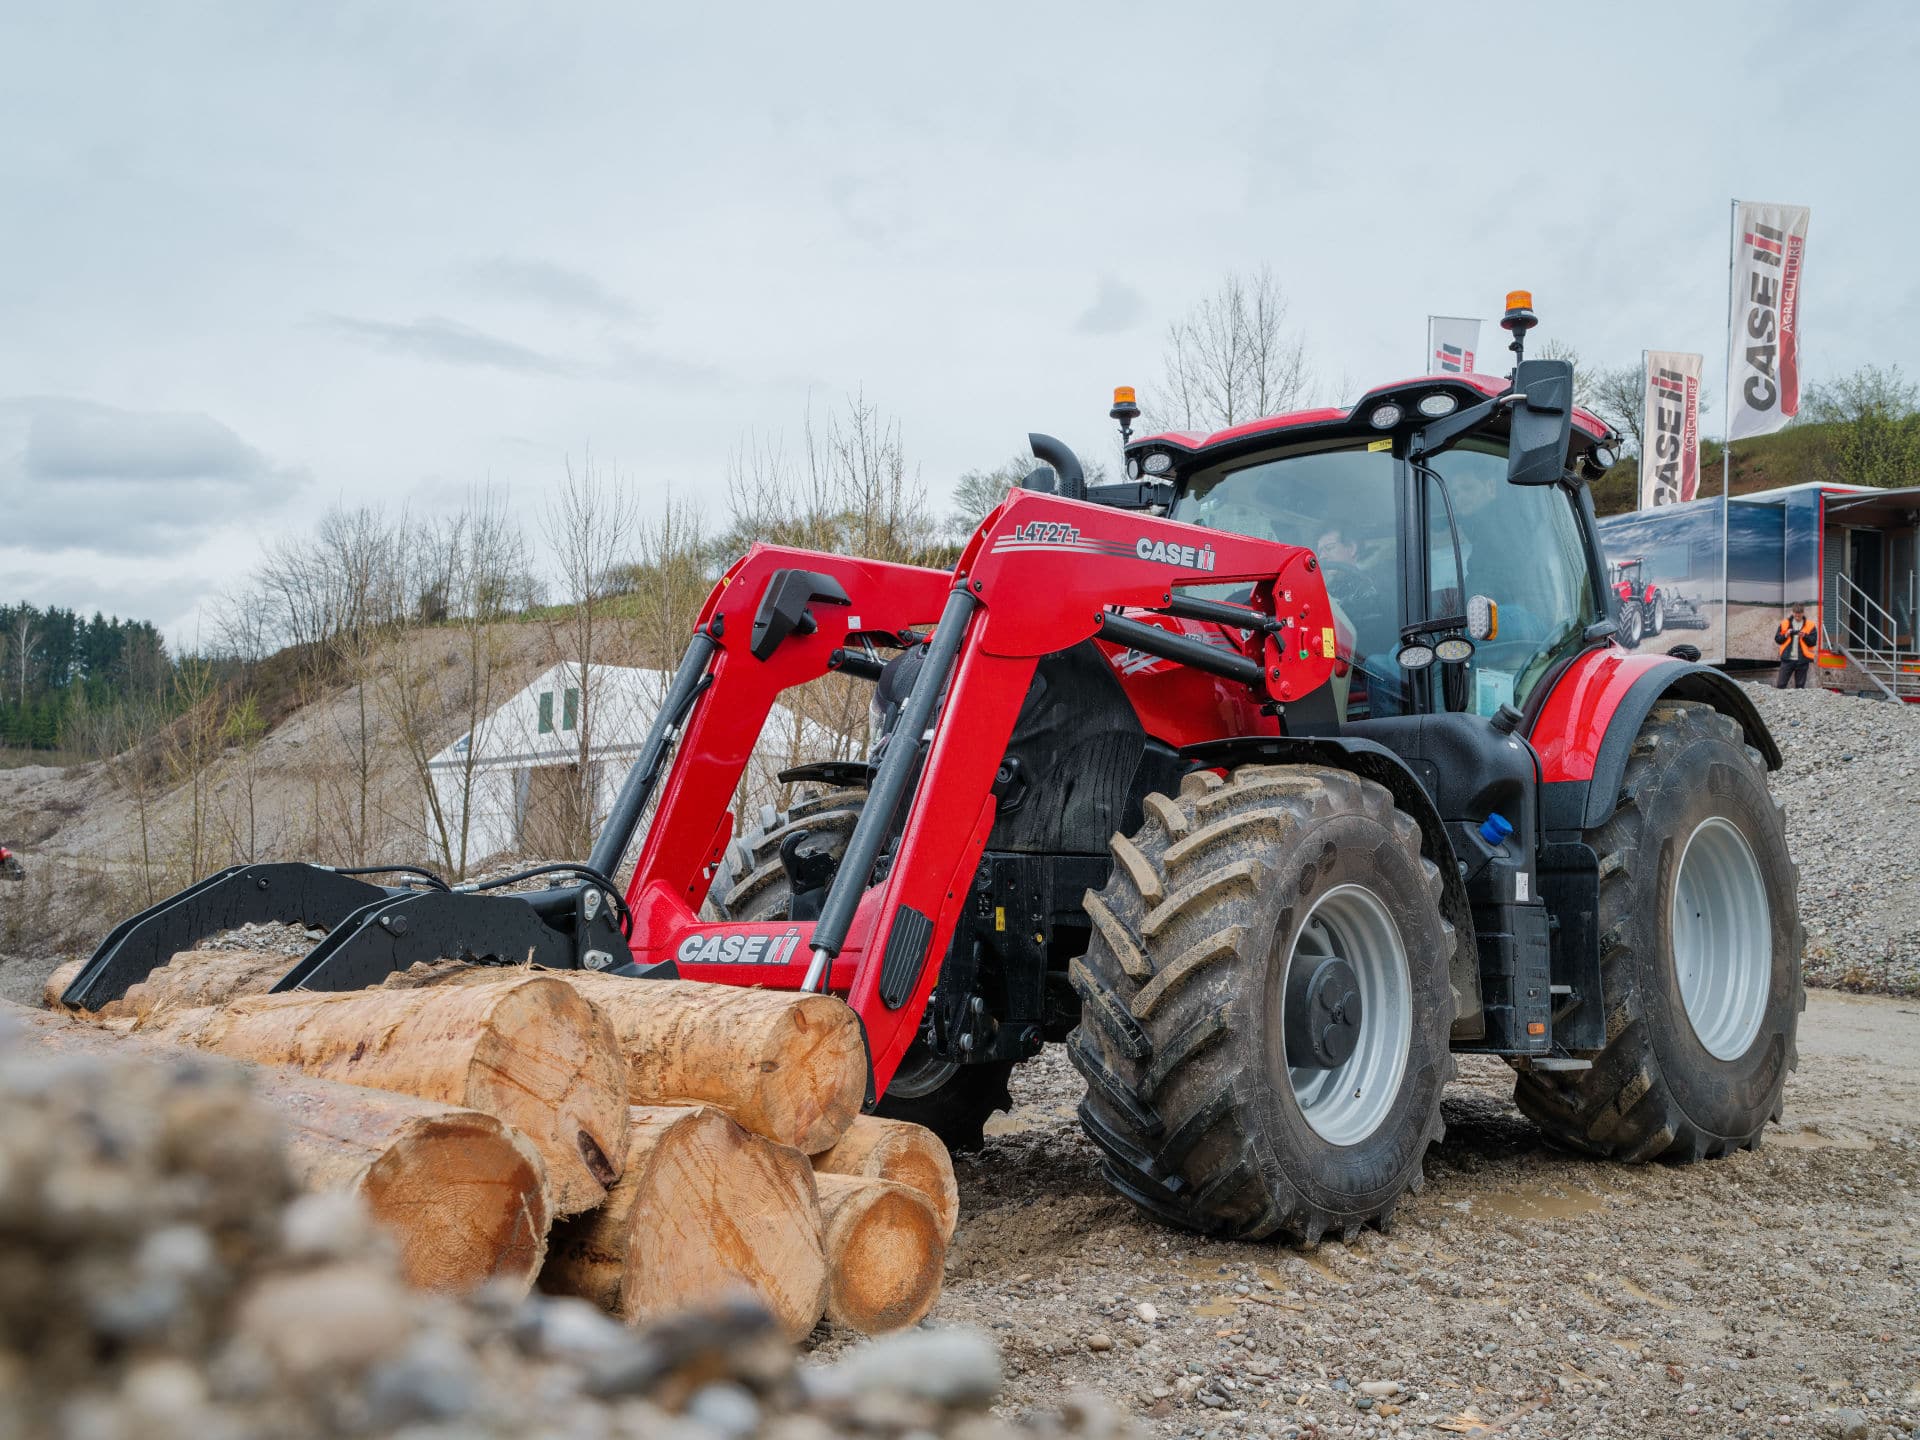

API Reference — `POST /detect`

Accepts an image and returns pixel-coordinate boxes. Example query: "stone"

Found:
[365,1329,485,1424]
[1088,1333,1115,1353]
[1359,1381,1400,1398]
[1137,1303,1159,1324]
[817,1329,1002,1409]
[235,1264,412,1376]
[686,1383,763,1439]
[1829,1410,1869,1440]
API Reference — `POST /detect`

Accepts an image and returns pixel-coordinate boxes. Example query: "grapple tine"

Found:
[61,863,391,1011]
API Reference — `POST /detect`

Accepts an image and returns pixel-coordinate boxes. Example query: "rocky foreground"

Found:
[0,1006,1125,1440]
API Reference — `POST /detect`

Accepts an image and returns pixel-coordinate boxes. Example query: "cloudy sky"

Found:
[2,1,1914,642]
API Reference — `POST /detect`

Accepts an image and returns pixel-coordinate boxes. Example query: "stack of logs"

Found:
[38,950,958,1338]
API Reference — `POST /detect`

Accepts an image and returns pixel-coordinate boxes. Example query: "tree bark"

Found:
[540,1104,828,1341]
[134,977,626,1217]
[15,1007,551,1295]
[812,1173,946,1334]
[553,975,866,1154]
[811,1115,958,1242]
[109,947,295,1022]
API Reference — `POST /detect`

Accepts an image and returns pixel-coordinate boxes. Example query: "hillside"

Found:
[1590,419,1847,515]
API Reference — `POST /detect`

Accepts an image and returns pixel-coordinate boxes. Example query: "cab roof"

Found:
[1131,372,1612,455]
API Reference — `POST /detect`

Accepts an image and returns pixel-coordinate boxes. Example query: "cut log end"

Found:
[812,1115,958,1243]
[357,1112,551,1294]
[41,957,86,1011]
[814,1173,946,1334]
[543,1105,828,1342]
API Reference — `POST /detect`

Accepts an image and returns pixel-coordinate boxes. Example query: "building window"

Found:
[537,691,554,734]
[563,686,579,731]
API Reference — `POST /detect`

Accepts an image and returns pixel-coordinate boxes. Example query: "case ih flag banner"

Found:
[1428,316,1481,374]
[1726,201,1810,441]
[1640,351,1704,507]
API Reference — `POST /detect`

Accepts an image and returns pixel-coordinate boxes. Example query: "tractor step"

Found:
[1521,1056,1593,1072]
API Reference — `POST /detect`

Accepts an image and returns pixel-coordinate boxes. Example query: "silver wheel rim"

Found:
[887,1047,960,1100]
[1283,884,1412,1146]
[1671,816,1771,1061]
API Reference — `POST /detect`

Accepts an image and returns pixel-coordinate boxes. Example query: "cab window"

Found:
[1422,442,1599,714]
[1172,441,1404,718]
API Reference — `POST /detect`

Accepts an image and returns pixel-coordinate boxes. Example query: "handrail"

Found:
[1832,571,1909,700]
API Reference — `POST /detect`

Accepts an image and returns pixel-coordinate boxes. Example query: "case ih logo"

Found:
[1434,342,1474,373]
[1739,221,1804,418]
[1135,537,1217,571]
[676,928,805,965]
[1647,368,1699,505]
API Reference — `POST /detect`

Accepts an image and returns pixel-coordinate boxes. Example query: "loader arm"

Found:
[619,490,1335,1097]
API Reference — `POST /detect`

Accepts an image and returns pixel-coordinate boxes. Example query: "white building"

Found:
[425,661,841,867]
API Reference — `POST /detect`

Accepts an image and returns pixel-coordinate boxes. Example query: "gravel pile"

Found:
[0,1006,1130,1440]
[1744,682,1920,994]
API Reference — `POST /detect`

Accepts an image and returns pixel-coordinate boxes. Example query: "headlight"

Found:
[1144,452,1174,476]
[1368,403,1403,430]
[1396,641,1435,670]
[1434,636,1475,664]
[1418,393,1458,418]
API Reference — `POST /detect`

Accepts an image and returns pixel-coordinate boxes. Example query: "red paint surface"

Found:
[1527,647,1672,782]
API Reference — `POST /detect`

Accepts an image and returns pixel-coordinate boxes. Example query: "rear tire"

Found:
[705,789,1013,1151]
[1071,765,1455,1242]
[1514,701,1803,1160]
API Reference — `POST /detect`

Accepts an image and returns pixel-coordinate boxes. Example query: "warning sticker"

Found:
[1321,627,1337,658]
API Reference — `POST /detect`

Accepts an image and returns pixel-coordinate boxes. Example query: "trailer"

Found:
[1597,481,1920,700]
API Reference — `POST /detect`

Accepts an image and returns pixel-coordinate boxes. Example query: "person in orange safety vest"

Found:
[1774,604,1816,689]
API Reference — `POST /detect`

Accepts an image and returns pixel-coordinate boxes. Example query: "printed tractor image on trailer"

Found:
[67,292,1803,1243]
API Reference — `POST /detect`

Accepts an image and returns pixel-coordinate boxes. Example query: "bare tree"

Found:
[946,454,1032,541]
[1151,268,1312,434]
[1587,365,1647,454]
[9,611,36,705]
[539,458,642,859]
[384,488,534,876]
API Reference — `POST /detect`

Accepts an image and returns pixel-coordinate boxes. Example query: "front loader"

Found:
[68,293,1802,1243]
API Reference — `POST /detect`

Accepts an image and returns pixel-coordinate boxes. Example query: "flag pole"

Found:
[1638,349,1649,512]
[1719,198,1738,664]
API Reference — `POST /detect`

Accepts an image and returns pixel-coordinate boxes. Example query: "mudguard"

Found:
[1531,651,1782,834]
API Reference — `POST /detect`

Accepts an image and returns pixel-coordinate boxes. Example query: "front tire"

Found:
[1650,595,1667,635]
[1514,701,1803,1160]
[1071,765,1455,1242]
[1618,601,1645,649]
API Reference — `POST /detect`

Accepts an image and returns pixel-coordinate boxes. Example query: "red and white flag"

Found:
[1640,351,1703,507]
[1726,201,1810,441]
[1428,316,1481,374]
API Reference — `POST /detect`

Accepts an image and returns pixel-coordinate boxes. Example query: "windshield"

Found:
[1423,442,1598,713]
[1172,441,1405,717]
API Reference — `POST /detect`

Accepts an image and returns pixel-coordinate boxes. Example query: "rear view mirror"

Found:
[1506,359,1574,486]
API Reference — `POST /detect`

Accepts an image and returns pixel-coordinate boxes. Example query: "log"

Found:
[41,957,85,1011]
[113,947,295,1021]
[811,1115,958,1242]
[813,1173,946,1334]
[135,977,627,1217]
[540,1104,828,1341]
[554,974,866,1153]
[13,1007,551,1295]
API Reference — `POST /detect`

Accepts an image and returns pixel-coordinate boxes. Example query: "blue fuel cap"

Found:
[1479,812,1514,846]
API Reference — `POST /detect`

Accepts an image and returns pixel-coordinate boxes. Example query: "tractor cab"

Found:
[1113,305,1618,724]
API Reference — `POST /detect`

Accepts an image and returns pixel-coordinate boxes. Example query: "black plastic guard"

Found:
[63,863,391,1011]
[274,889,632,992]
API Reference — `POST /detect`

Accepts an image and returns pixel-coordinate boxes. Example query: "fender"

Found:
[1531,650,1783,833]
[1182,734,1484,1040]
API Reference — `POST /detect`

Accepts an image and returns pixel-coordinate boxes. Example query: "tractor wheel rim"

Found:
[1671,816,1772,1061]
[1283,884,1412,1147]
[887,1047,961,1100]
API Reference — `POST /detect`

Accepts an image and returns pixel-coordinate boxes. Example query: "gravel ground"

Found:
[1743,682,1920,995]
[840,999,1920,1440]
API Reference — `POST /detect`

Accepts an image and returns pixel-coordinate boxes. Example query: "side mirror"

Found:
[1506,359,1575,486]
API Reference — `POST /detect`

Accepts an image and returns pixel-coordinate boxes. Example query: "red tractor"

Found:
[70,297,1801,1243]
[1608,556,1665,646]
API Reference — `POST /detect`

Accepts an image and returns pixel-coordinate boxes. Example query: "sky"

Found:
[2,1,1916,644]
